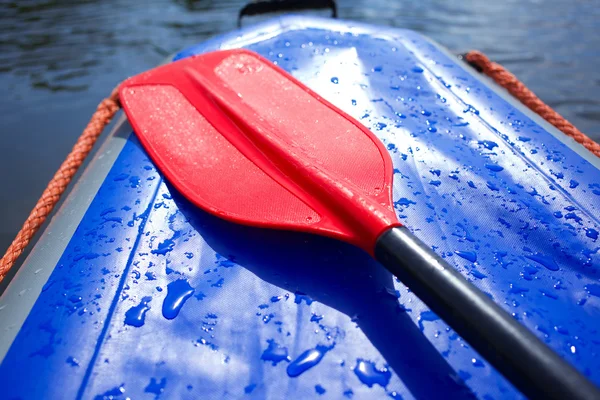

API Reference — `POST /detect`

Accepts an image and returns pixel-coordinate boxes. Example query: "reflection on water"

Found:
[0,0,598,254]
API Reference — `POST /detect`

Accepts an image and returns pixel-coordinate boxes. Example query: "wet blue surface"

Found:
[1,17,600,400]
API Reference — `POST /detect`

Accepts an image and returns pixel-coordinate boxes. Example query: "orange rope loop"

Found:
[465,51,600,158]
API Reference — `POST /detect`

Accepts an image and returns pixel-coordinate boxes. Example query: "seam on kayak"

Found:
[75,177,162,400]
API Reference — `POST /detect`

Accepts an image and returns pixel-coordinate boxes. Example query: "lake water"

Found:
[0,0,598,255]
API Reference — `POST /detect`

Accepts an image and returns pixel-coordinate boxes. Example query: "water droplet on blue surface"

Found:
[353,359,391,388]
[162,279,194,320]
[113,173,128,181]
[412,66,424,73]
[294,292,314,305]
[478,140,498,150]
[525,254,559,271]
[331,77,339,84]
[585,284,600,297]
[145,377,166,398]
[486,181,499,191]
[554,326,569,335]
[585,228,599,240]
[315,384,326,395]
[124,296,152,327]
[418,310,440,331]
[262,313,274,324]
[311,313,324,323]
[287,344,332,377]
[261,339,290,365]
[455,251,477,263]
[211,278,224,288]
[569,180,579,189]
[129,176,141,188]
[509,284,529,294]
[244,384,256,394]
[69,295,82,303]
[429,180,441,187]
[66,356,80,367]
[540,290,558,299]
[470,269,486,279]
[395,198,416,207]
[485,163,504,172]
[471,358,484,368]
[95,384,125,400]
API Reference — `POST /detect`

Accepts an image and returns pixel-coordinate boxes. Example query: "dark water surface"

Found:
[0,0,598,254]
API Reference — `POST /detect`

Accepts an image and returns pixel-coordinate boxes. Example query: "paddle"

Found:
[119,49,599,400]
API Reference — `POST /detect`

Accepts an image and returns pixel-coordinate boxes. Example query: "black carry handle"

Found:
[375,226,600,400]
[238,0,337,27]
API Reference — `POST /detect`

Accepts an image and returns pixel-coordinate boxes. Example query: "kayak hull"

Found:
[1,16,599,400]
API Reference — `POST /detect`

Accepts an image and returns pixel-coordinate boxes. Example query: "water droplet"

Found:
[470,269,486,279]
[144,377,166,397]
[478,140,498,150]
[287,344,332,377]
[585,284,600,297]
[145,271,157,281]
[525,254,559,271]
[66,356,79,367]
[124,296,152,327]
[162,279,194,320]
[471,358,484,368]
[585,228,598,240]
[554,326,569,335]
[315,384,326,395]
[509,284,529,294]
[244,384,256,394]
[455,251,477,263]
[485,164,504,172]
[261,339,290,365]
[311,313,324,323]
[95,384,126,399]
[69,295,82,303]
[486,181,499,191]
[331,77,339,84]
[569,180,579,189]
[412,66,424,73]
[418,310,440,331]
[294,292,313,305]
[353,359,391,388]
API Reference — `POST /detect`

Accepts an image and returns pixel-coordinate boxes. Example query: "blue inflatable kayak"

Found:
[1,16,599,400]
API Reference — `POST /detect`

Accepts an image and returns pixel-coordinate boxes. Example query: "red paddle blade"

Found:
[119,49,399,253]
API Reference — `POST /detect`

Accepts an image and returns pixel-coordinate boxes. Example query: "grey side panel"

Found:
[0,115,131,361]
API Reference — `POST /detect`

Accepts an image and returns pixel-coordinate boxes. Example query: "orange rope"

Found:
[1,51,599,285]
[0,86,121,283]
[465,51,600,158]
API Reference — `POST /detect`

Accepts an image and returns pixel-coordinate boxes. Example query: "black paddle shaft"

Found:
[375,226,600,400]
